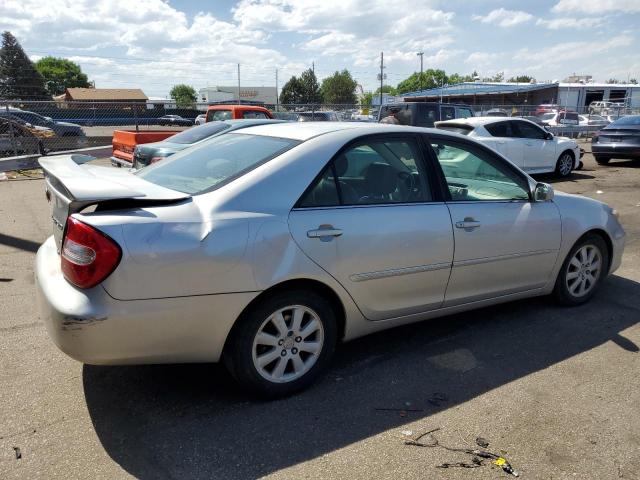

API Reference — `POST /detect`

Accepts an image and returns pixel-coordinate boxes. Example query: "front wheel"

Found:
[555,152,574,177]
[224,290,337,398]
[554,234,609,306]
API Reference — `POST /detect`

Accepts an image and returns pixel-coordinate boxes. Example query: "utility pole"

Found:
[417,51,424,94]
[275,68,279,112]
[237,63,241,103]
[378,51,385,109]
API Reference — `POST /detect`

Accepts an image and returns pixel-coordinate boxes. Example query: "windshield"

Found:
[137,133,299,195]
[610,116,640,127]
[167,122,229,144]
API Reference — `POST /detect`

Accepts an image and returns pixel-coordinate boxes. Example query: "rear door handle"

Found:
[307,225,343,240]
[455,219,481,230]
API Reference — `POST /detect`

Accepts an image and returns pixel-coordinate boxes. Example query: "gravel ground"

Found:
[0,149,639,479]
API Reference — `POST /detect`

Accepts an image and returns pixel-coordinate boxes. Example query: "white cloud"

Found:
[465,52,500,66]
[514,34,634,63]
[472,8,534,27]
[552,0,640,14]
[536,17,604,29]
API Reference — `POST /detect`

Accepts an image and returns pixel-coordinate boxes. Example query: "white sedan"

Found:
[436,117,581,177]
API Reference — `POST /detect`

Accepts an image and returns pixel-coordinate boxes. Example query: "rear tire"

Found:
[555,151,574,177]
[224,290,337,398]
[553,234,608,306]
[595,156,611,165]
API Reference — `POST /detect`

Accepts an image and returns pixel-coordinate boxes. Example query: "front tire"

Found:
[595,155,611,165]
[555,151,574,177]
[554,234,608,306]
[224,290,337,398]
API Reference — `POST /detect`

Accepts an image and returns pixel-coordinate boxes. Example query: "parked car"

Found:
[578,114,610,128]
[132,119,285,169]
[1,108,84,137]
[591,115,640,165]
[538,111,580,126]
[378,102,475,127]
[519,115,547,127]
[195,114,206,125]
[36,122,625,397]
[272,112,300,121]
[297,111,340,122]
[485,108,510,117]
[435,117,582,177]
[0,118,48,155]
[534,104,561,116]
[205,104,273,122]
[158,115,193,126]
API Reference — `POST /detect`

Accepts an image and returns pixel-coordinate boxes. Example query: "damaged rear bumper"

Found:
[35,236,258,365]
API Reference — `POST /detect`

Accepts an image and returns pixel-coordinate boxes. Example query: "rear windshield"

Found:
[137,133,299,195]
[436,124,473,135]
[610,116,640,126]
[167,122,229,144]
[207,109,232,121]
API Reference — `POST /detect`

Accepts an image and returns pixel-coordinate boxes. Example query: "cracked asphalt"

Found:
[1,148,639,479]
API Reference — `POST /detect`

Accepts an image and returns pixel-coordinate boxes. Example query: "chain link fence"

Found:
[1,99,638,159]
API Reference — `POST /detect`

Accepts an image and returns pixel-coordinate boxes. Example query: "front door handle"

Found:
[307,224,343,241]
[455,218,481,230]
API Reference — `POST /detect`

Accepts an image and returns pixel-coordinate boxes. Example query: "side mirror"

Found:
[534,182,554,202]
[545,131,553,140]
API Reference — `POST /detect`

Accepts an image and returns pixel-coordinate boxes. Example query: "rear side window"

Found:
[298,137,431,207]
[416,104,437,127]
[558,112,579,125]
[242,110,269,119]
[138,133,299,195]
[207,110,232,122]
[440,106,455,121]
[484,121,516,138]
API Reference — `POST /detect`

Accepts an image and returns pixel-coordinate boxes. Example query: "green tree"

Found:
[490,71,504,82]
[280,75,304,106]
[508,75,534,83]
[0,31,49,100]
[396,69,447,94]
[169,84,197,108]
[35,56,90,96]
[630,78,638,84]
[299,68,322,104]
[606,78,620,84]
[321,69,357,104]
[374,84,397,95]
[361,91,373,107]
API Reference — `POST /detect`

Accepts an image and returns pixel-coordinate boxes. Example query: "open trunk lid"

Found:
[39,154,189,251]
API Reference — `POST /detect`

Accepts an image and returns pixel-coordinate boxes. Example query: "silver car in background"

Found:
[36,123,625,397]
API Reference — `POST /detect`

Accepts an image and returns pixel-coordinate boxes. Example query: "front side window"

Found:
[298,137,431,207]
[457,108,474,119]
[138,133,298,195]
[429,140,529,202]
[513,120,546,140]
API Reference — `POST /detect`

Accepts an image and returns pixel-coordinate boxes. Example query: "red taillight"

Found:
[61,217,122,289]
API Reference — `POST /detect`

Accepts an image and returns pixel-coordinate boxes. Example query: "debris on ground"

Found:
[476,437,490,448]
[13,446,21,460]
[0,172,7,181]
[405,428,519,477]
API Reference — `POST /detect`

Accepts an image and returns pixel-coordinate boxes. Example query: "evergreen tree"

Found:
[299,68,322,104]
[0,31,49,100]
[280,76,304,106]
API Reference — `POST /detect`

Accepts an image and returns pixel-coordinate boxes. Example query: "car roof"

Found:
[232,122,454,141]
[436,116,510,126]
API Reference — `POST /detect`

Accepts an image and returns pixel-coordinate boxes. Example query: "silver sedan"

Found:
[36,123,626,397]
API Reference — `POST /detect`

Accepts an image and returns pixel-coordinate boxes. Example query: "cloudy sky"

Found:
[2,0,639,97]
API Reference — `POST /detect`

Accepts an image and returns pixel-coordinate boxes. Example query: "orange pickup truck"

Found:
[111,130,178,167]
[205,104,273,122]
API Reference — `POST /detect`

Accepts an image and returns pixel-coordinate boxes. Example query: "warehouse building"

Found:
[198,86,277,105]
[402,82,640,110]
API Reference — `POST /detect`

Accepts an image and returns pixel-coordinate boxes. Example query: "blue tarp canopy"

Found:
[403,82,558,98]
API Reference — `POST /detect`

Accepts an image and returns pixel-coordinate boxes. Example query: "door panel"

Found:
[512,120,557,170]
[289,205,453,320]
[445,201,561,305]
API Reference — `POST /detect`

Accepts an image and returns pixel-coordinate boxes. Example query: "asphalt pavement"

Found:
[0,150,639,479]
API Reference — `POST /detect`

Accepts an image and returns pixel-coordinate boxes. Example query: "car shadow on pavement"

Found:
[83,275,640,480]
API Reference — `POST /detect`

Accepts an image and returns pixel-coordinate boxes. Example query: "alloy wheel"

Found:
[252,305,324,383]
[558,153,573,176]
[565,244,602,298]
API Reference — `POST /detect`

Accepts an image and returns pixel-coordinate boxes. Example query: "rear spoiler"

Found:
[38,154,189,249]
